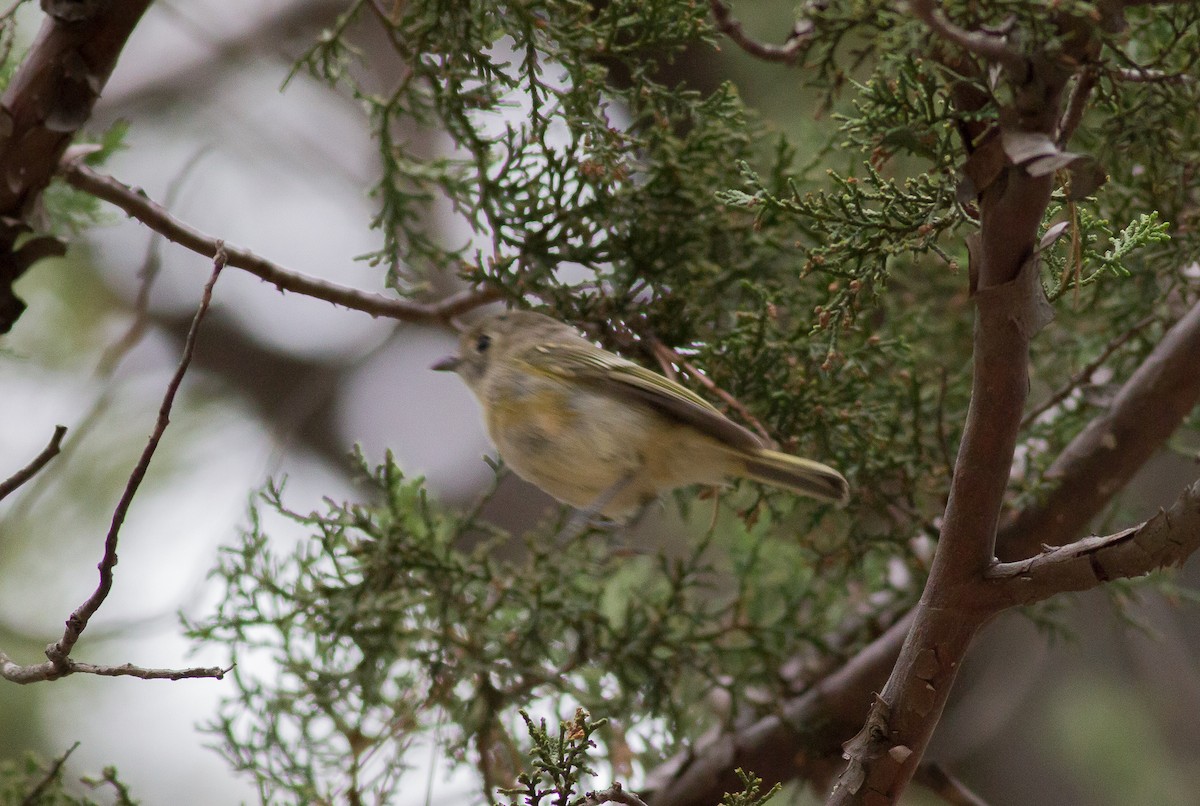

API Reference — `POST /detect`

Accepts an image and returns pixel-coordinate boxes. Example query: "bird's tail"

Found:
[733,448,850,506]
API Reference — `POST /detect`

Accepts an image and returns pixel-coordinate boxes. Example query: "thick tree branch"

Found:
[0,0,154,332]
[0,424,66,501]
[633,4,1194,803]
[645,613,914,806]
[648,295,1200,805]
[827,18,1070,796]
[649,8,1195,805]
[829,252,1053,805]
[998,299,1200,561]
[59,159,501,324]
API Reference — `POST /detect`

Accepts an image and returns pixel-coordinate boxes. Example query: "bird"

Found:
[433,310,849,519]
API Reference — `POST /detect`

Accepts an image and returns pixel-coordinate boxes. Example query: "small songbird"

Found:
[433,310,849,519]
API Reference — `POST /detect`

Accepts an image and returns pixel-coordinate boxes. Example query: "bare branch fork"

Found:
[59,158,501,324]
[0,251,231,684]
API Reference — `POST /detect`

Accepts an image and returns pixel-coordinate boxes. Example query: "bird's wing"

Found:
[526,341,764,452]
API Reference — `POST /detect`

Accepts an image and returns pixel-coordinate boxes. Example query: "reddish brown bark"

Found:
[0,0,154,332]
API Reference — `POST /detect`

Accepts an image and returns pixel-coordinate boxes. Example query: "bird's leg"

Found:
[555,474,635,543]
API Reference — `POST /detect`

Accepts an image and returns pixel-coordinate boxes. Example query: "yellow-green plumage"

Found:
[434,310,849,518]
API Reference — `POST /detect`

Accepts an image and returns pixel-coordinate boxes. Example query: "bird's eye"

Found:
[475,334,492,353]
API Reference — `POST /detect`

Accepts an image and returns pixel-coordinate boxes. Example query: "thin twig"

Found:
[908,0,1027,75]
[0,425,66,501]
[1057,67,1098,147]
[581,783,651,806]
[97,147,213,374]
[0,0,29,22]
[9,153,220,521]
[18,741,78,806]
[646,336,775,444]
[1020,315,1155,430]
[69,660,230,680]
[709,0,811,64]
[913,761,992,806]
[1110,66,1194,84]
[638,325,679,381]
[80,766,136,802]
[47,249,226,666]
[0,651,229,684]
[59,158,501,324]
[0,251,231,685]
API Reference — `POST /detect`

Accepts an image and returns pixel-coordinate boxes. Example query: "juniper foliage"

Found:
[191,0,1200,802]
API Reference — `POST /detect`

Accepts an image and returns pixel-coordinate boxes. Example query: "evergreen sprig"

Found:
[189,452,901,802]
[0,746,137,806]
[494,709,602,806]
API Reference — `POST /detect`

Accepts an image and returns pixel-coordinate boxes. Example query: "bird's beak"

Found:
[431,355,461,372]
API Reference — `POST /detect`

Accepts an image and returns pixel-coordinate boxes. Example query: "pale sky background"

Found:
[2,1,491,801]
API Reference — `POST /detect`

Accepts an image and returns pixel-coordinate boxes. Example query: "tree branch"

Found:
[908,0,1027,75]
[582,783,651,806]
[648,8,1195,803]
[1020,314,1155,430]
[0,651,228,684]
[998,299,1200,561]
[1109,66,1194,84]
[708,0,812,64]
[646,336,775,444]
[0,0,154,332]
[985,480,1200,607]
[829,256,1053,805]
[645,612,914,806]
[0,424,66,501]
[828,30,1069,798]
[59,159,502,324]
[649,296,1200,804]
[0,251,228,685]
[912,761,992,806]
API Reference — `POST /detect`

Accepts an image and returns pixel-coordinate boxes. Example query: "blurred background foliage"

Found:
[0,0,1198,804]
